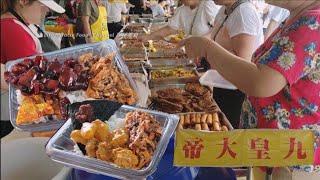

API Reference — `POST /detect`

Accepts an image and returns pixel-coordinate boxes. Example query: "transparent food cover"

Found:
[5,40,140,132]
[45,100,179,179]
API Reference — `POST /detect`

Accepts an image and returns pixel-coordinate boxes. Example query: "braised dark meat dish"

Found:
[152,83,217,113]
[75,104,94,123]
[5,56,89,96]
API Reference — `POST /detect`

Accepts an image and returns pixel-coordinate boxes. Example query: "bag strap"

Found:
[9,8,28,26]
[189,5,200,35]
[213,0,249,41]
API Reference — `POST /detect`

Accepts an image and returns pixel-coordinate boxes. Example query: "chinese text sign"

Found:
[174,129,314,167]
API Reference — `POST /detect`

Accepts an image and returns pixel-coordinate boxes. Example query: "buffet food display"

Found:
[6,19,236,179]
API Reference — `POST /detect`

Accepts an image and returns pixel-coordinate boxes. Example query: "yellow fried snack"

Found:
[70,130,88,145]
[112,148,139,169]
[150,68,196,80]
[92,119,112,142]
[81,122,98,140]
[110,129,129,148]
[136,150,152,169]
[96,142,113,161]
[85,138,99,158]
[16,95,55,125]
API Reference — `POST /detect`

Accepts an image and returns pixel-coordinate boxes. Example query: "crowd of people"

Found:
[1,0,320,178]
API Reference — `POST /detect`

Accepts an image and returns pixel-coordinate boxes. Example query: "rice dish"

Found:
[106,115,125,131]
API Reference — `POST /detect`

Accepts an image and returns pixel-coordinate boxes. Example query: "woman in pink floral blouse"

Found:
[180,0,320,176]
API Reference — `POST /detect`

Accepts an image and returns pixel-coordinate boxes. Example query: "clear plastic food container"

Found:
[5,40,140,132]
[45,103,179,179]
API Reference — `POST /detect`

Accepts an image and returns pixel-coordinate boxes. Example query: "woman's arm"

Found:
[231,34,258,61]
[181,37,287,97]
[139,25,177,41]
[81,16,93,43]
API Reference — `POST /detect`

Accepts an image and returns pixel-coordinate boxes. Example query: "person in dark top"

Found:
[128,0,152,15]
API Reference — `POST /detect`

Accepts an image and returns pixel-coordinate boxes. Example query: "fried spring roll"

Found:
[201,114,208,124]
[190,114,196,124]
[195,113,201,124]
[213,121,221,131]
[195,124,202,131]
[207,114,213,125]
[201,123,210,131]
[178,115,185,129]
[212,113,219,122]
[221,125,229,131]
[179,115,185,125]
[185,114,190,125]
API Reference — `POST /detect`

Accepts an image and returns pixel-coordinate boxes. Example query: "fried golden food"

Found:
[16,94,56,125]
[150,68,196,80]
[70,130,88,145]
[81,122,98,140]
[113,148,139,169]
[92,120,112,142]
[178,112,229,131]
[78,53,98,70]
[96,142,114,161]
[86,55,137,105]
[136,150,152,169]
[85,138,99,158]
[110,128,129,148]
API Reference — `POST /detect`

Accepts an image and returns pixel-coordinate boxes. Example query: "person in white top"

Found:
[150,0,168,18]
[106,0,128,39]
[1,0,65,137]
[200,0,264,128]
[264,5,290,39]
[139,0,221,40]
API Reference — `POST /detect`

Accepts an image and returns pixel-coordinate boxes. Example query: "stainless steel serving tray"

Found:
[146,58,194,68]
[148,84,233,130]
[138,17,167,24]
[148,67,200,88]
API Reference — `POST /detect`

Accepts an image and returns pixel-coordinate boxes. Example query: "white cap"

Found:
[38,0,65,13]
